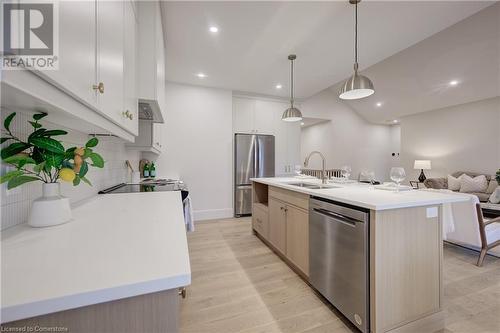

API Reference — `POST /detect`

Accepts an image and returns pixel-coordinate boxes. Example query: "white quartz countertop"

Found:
[252,177,470,210]
[1,191,191,323]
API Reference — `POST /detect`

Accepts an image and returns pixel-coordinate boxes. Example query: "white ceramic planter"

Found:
[28,183,72,228]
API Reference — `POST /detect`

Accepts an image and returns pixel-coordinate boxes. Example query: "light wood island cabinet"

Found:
[252,180,449,333]
[252,182,310,278]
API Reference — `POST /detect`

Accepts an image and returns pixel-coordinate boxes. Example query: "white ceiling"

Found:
[340,2,500,123]
[161,1,492,100]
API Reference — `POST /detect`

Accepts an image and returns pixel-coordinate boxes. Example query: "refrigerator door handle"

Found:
[254,136,259,178]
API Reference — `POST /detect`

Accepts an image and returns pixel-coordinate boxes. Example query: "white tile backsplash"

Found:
[1,109,140,230]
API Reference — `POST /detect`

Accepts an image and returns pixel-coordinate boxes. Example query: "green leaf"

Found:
[89,152,104,168]
[28,121,42,129]
[44,152,64,169]
[1,142,30,160]
[7,175,39,189]
[81,176,92,186]
[0,170,23,184]
[79,161,88,177]
[1,137,13,144]
[32,112,48,121]
[28,128,46,141]
[42,130,67,137]
[85,137,98,148]
[33,162,45,173]
[32,147,44,164]
[3,154,36,166]
[4,113,16,132]
[62,160,74,169]
[64,147,76,159]
[73,175,81,186]
[29,137,65,154]
[83,148,93,158]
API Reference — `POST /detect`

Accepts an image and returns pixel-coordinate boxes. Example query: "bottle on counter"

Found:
[143,163,150,178]
[150,162,156,178]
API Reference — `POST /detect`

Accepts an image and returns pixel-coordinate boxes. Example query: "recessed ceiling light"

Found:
[209,26,218,33]
[276,84,282,89]
[376,102,382,107]
[196,73,206,78]
[449,80,459,86]
[392,120,399,124]
[300,122,305,126]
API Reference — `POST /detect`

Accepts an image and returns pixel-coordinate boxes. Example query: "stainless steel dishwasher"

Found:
[309,196,369,333]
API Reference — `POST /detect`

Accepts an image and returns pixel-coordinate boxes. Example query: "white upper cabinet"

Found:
[122,1,139,135]
[254,100,278,135]
[42,1,97,108]
[232,97,275,134]
[137,1,166,118]
[97,0,124,125]
[232,97,301,175]
[126,120,163,154]
[2,0,139,141]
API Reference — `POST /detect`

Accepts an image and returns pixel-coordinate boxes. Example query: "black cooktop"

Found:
[99,181,189,200]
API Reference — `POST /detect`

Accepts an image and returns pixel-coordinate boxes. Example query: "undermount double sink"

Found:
[287,182,340,190]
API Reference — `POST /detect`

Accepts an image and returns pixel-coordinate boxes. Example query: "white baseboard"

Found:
[194,208,233,221]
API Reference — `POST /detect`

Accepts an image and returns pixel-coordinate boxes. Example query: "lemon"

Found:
[59,168,76,182]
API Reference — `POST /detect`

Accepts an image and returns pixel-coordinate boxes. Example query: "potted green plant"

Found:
[496,169,500,184]
[0,112,104,227]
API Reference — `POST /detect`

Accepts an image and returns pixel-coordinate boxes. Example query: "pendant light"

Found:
[282,54,303,122]
[339,0,374,100]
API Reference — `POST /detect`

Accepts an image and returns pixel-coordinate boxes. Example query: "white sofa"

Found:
[444,192,500,257]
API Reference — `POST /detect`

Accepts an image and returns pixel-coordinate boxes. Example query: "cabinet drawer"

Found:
[252,205,269,239]
[269,186,309,211]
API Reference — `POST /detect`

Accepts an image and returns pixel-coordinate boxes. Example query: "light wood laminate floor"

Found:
[180,218,500,333]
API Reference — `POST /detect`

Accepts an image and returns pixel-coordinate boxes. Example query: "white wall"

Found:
[1,109,140,230]
[300,88,398,181]
[400,97,500,181]
[154,82,233,221]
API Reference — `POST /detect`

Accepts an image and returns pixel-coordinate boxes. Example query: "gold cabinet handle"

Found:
[122,110,133,120]
[178,287,187,299]
[92,82,104,94]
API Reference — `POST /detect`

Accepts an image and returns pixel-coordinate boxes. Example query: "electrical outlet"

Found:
[426,207,438,218]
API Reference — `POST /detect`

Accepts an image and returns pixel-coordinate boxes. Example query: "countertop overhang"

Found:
[251,177,470,210]
[1,191,191,323]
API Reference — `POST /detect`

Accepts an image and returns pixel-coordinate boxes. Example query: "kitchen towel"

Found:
[183,195,195,232]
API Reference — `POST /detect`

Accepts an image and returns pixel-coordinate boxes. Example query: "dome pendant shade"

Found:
[339,0,375,100]
[282,54,303,122]
[338,70,374,100]
[282,107,302,122]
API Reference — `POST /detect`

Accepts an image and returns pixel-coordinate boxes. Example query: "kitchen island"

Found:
[251,177,469,333]
[1,191,190,332]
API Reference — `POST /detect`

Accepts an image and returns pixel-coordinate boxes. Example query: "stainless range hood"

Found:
[138,99,164,123]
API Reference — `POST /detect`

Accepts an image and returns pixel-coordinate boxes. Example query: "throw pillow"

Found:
[459,174,488,193]
[489,187,500,204]
[487,180,499,194]
[447,174,462,191]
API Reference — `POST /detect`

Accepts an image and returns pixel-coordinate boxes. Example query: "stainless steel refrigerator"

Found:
[234,133,275,216]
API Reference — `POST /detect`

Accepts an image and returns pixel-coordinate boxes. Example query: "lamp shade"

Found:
[338,72,375,100]
[414,160,431,170]
[282,107,302,122]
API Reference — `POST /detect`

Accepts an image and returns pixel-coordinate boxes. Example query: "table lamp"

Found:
[414,160,431,182]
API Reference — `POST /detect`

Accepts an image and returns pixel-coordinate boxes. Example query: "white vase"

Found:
[28,183,72,228]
